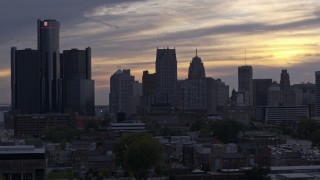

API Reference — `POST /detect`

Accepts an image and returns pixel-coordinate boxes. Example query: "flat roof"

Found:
[0,146,45,154]
[277,173,313,178]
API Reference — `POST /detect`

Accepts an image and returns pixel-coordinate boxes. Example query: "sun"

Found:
[273,49,304,60]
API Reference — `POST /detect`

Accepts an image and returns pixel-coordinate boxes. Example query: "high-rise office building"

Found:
[280,69,290,91]
[61,48,95,116]
[253,79,272,106]
[315,71,320,117]
[11,48,41,114]
[188,50,205,80]
[155,48,177,105]
[238,65,253,106]
[11,19,95,115]
[109,69,135,116]
[37,19,62,113]
[142,70,156,97]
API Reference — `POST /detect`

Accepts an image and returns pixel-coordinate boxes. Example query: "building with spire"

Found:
[188,49,205,80]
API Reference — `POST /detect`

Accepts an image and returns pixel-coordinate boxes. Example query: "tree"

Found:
[297,118,319,139]
[114,133,163,180]
[245,166,271,180]
[43,126,80,143]
[311,130,320,148]
[199,120,244,143]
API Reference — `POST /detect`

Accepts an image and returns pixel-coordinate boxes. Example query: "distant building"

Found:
[206,78,229,114]
[0,146,46,180]
[253,79,272,106]
[280,69,290,91]
[11,48,41,114]
[61,48,95,116]
[155,48,177,106]
[142,70,156,97]
[315,71,320,117]
[109,69,135,116]
[268,85,282,106]
[179,51,207,110]
[178,79,207,110]
[188,49,205,80]
[38,19,62,113]
[14,114,73,137]
[238,66,253,106]
[265,106,309,124]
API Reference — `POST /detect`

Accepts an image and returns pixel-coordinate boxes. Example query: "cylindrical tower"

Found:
[37,19,61,113]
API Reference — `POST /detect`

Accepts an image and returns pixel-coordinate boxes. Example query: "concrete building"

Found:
[109,69,135,116]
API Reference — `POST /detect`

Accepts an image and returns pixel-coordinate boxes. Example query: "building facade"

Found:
[238,65,253,106]
[61,48,95,116]
[109,69,135,116]
[155,48,177,106]
[37,19,62,113]
[11,48,41,114]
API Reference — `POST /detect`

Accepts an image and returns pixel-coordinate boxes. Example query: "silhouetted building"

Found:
[238,65,253,106]
[280,69,290,91]
[14,114,73,137]
[315,71,320,117]
[109,69,134,116]
[0,146,46,180]
[253,79,272,106]
[188,49,205,80]
[61,48,95,116]
[179,79,207,110]
[11,48,41,114]
[206,78,229,114]
[38,19,62,113]
[155,48,177,106]
[268,85,282,106]
[142,70,156,97]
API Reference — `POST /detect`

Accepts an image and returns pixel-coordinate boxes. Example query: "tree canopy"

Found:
[199,120,244,143]
[114,132,163,180]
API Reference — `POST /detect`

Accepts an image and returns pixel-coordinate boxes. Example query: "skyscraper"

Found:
[109,69,135,116]
[11,48,41,113]
[253,79,272,106]
[37,19,62,113]
[155,47,177,105]
[61,48,95,116]
[315,71,320,117]
[280,69,290,91]
[188,49,205,80]
[238,65,253,106]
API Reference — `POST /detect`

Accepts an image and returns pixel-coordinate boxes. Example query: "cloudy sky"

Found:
[0,0,320,105]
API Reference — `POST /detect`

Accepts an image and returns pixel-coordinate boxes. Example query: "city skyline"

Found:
[0,0,320,105]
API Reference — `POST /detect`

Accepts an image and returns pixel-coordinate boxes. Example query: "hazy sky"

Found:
[0,0,319,105]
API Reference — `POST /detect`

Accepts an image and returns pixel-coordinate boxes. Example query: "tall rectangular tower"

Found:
[315,71,320,117]
[155,48,177,106]
[11,48,41,114]
[61,48,95,116]
[238,65,253,106]
[37,19,62,113]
